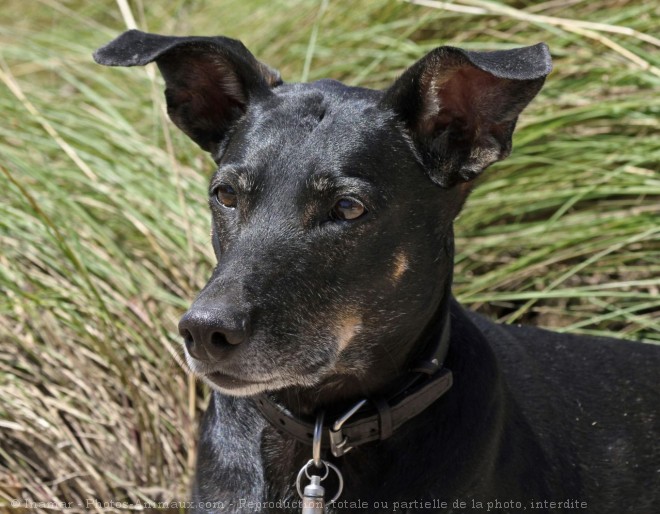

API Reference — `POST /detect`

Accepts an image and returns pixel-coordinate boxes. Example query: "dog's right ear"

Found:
[93,30,282,154]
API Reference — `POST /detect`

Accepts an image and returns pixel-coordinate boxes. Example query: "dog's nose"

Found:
[178,307,251,361]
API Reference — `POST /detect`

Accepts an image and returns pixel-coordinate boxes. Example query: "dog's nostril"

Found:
[211,331,231,347]
[211,332,228,347]
[212,329,246,346]
[182,330,194,351]
[181,329,207,361]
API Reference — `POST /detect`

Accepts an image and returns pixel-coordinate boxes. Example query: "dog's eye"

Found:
[331,198,366,221]
[215,184,237,208]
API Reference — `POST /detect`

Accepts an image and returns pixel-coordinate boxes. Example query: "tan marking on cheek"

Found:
[392,251,409,283]
[336,315,362,353]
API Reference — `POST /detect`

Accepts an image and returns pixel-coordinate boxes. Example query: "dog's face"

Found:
[94,31,551,397]
[187,81,459,395]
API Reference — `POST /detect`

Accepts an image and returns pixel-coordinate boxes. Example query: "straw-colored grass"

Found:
[1,0,658,510]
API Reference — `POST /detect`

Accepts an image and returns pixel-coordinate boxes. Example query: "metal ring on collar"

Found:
[305,460,330,482]
[296,459,344,505]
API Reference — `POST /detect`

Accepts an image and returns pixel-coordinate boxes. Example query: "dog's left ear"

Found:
[382,44,552,188]
[93,30,282,154]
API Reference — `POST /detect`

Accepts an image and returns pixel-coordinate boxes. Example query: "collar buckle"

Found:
[329,399,367,457]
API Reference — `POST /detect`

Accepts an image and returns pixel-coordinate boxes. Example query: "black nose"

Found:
[178,307,251,361]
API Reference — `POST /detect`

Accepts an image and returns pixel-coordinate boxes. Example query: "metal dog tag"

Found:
[301,474,325,514]
[296,459,343,514]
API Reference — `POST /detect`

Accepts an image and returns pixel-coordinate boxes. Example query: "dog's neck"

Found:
[269,277,453,419]
[251,302,522,501]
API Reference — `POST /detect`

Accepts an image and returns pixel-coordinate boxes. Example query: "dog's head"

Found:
[95,31,551,397]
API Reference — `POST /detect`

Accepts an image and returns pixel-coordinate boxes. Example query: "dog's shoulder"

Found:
[464,308,660,501]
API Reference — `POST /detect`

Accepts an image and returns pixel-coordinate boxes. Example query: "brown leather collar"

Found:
[254,301,453,457]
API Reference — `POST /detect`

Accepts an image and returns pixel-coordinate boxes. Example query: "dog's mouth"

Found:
[194,365,328,397]
[180,335,338,396]
[181,349,301,395]
[198,368,304,396]
[204,370,272,391]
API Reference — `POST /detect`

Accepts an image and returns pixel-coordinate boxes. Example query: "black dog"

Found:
[94,31,659,513]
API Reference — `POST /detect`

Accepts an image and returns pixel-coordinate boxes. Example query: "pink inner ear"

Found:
[419,64,508,142]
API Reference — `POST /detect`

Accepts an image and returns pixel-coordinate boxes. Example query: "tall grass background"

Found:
[1,0,658,510]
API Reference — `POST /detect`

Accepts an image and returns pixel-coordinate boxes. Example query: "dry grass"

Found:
[1,0,658,511]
